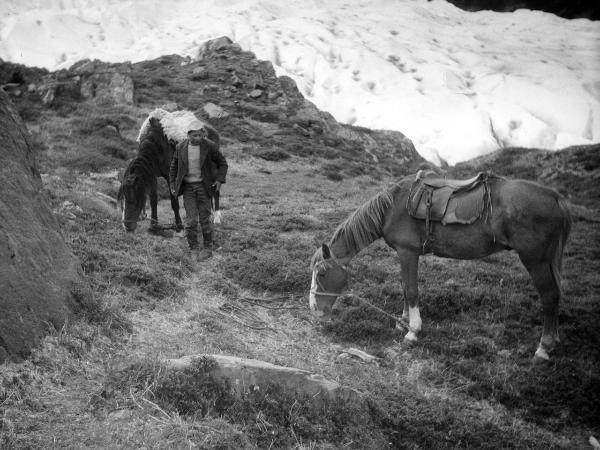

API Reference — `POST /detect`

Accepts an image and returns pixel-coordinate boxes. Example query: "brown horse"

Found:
[309,171,571,360]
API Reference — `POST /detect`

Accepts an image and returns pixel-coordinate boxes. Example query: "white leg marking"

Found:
[408,306,422,332]
[404,306,422,342]
[309,271,317,312]
[534,346,549,360]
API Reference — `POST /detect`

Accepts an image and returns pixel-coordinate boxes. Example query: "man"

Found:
[169,121,227,261]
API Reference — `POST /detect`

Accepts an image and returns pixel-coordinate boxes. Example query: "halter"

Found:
[310,249,349,298]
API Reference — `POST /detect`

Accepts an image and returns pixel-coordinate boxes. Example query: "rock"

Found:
[160,102,178,112]
[81,71,133,105]
[191,67,209,80]
[248,89,263,99]
[38,76,59,104]
[37,60,134,105]
[197,36,242,60]
[497,349,512,358]
[166,354,361,402]
[230,74,243,87]
[0,90,81,363]
[338,348,381,364]
[293,123,311,137]
[203,102,229,120]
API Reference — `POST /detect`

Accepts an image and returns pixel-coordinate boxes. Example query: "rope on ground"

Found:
[238,294,302,310]
[214,302,276,332]
[213,293,301,332]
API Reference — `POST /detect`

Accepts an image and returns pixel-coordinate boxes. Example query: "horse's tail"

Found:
[549,196,572,298]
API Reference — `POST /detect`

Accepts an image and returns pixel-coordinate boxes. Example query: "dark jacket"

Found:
[169,136,228,197]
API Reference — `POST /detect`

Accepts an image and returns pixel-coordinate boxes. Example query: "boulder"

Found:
[248,89,263,99]
[197,36,242,60]
[0,91,81,363]
[166,354,361,403]
[203,102,229,120]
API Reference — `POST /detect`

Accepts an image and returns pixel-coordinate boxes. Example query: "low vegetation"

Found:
[1,52,599,448]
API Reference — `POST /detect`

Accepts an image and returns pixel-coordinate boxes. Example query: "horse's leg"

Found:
[149,179,159,230]
[521,260,561,360]
[398,249,421,342]
[168,185,183,231]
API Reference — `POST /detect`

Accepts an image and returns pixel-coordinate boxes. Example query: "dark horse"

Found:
[310,172,571,360]
[117,117,183,232]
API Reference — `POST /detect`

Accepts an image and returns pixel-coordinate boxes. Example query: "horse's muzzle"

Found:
[123,221,137,232]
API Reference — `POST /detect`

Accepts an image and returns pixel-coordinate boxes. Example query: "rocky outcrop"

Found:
[5,59,136,106]
[70,59,134,104]
[2,37,425,179]
[0,90,81,362]
[446,0,600,20]
[183,37,424,174]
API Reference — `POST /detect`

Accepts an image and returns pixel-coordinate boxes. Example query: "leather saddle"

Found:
[407,170,491,226]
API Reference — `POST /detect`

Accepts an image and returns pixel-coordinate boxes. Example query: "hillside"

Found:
[1,37,599,449]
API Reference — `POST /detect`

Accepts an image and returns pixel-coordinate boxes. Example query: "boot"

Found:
[198,231,213,260]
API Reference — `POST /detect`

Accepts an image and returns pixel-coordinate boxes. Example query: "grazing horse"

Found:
[118,116,183,232]
[309,171,571,360]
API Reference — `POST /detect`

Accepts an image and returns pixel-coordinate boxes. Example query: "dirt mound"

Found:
[0,91,81,362]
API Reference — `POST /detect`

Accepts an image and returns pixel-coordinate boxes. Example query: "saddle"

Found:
[407,170,492,252]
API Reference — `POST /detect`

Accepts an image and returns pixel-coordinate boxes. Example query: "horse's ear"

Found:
[322,243,331,260]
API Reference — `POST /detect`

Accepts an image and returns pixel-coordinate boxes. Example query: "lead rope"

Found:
[311,248,408,330]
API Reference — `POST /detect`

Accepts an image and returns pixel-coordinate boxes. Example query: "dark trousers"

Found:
[182,182,212,250]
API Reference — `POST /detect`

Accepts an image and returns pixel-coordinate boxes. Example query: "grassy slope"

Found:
[1,54,599,449]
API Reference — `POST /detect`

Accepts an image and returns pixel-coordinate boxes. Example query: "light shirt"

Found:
[184,143,203,183]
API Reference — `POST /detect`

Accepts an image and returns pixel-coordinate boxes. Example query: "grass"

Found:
[8,157,590,448]
[1,54,599,449]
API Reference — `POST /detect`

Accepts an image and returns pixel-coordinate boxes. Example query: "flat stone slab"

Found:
[166,354,361,402]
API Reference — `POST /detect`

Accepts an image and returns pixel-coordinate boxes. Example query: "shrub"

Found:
[255,149,290,161]
[323,303,398,345]
[70,281,132,335]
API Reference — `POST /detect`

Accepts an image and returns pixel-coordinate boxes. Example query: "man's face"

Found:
[188,128,206,145]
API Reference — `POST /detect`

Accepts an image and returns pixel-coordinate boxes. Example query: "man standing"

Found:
[169,121,227,261]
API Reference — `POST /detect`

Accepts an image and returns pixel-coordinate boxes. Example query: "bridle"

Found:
[310,250,349,299]
[118,195,148,225]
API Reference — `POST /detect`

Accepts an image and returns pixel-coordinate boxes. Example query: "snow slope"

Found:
[1,0,598,164]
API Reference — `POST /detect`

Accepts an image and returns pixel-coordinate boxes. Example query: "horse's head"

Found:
[309,243,349,320]
[117,169,147,232]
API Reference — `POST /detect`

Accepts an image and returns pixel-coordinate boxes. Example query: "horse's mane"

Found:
[137,108,207,144]
[330,185,398,254]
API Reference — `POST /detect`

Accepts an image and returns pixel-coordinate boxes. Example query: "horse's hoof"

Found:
[403,331,418,344]
[533,347,550,362]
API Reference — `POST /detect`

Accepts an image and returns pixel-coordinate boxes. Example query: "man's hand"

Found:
[212,181,221,193]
